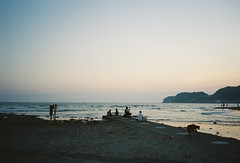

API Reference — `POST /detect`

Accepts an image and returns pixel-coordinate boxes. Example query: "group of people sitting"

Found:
[107,109,118,116]
[124,106,131,117]
[106,106,144,121]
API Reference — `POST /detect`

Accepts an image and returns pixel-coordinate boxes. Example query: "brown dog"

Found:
[187,124,200,138]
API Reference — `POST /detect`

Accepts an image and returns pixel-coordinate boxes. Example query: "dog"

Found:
[187,124,200,138]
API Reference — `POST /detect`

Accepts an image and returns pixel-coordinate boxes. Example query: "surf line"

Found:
[39,133,168,153]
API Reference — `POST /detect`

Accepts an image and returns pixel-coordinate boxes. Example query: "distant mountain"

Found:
[163,85,240,103]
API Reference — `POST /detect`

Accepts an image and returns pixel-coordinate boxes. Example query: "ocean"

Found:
[1,102,240,140]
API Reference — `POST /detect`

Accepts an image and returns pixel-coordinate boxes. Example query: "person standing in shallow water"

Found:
[53,104,57,119]
[49,105,54,120]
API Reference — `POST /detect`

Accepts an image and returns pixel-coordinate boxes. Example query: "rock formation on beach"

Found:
[163,85,240,103]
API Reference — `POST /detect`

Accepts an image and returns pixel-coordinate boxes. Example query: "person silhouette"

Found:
[53,104,57,119]
[49,105,54,120]
[115,109,119,116]
[107,109,112,116]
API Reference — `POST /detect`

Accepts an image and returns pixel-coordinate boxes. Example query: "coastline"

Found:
[1,113,240,162]
[158,121,240,141]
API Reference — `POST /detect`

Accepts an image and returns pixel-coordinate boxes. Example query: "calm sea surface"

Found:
[1,102,240,140]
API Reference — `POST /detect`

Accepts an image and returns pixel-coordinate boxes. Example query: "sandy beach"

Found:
[1,113,240,162]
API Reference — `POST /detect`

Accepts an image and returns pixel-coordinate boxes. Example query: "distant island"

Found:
[163,85,240,103]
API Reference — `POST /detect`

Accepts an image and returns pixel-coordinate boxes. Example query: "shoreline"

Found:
[156,120,240,141]
[4,111,240,141]
[20,112,240,141]
[1,113,240,162]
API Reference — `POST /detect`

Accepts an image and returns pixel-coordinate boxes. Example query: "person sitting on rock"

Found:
[107,109,112,116]
[124,106,131,117]
[115,109,119,116]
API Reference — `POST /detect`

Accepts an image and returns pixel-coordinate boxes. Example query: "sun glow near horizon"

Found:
[0,0,240,102]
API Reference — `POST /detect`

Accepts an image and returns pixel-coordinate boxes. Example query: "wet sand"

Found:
[160,121,240,141]
[1,113,240,162]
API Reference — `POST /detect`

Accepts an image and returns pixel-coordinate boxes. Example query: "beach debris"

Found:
[213,122,217,124]
[216,132,220,135]
[168,136,175,139]
[3,116,8,119]
[211,141,229,145]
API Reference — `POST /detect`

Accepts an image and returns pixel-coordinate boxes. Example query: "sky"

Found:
[0,0,240,102]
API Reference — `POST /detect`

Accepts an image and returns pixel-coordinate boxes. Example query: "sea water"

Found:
[0,102,240,140]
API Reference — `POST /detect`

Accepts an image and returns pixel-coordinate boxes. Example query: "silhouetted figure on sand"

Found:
[49,105,54,120]
[53,104,57,119]
[107,109,112,116]
[115,109,119,116]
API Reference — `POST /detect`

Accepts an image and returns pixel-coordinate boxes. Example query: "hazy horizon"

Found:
[1,0,240,102]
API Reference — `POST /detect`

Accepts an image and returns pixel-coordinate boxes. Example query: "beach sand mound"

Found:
[0,113,240,162]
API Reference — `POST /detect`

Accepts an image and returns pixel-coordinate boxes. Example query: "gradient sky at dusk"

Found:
[0,0,240,102]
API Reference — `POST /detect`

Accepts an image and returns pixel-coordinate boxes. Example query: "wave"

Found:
[129,104,156,108]
[111,105,127,108]
[201,110,232,115]
[200,106,232,115]
[150,108,161,110]
[111,104,156,108]
[201,112,223,115]
[1,103,239,127]
[58,109,87,112]
[200,107,215,111]
[7,107,16,110]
